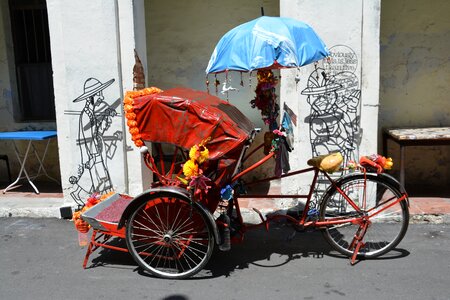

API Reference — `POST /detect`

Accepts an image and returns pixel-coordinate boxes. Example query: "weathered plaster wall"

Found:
[380,0,450,190]
[0,2,14,129]
[145,0,280,179]
[0,1,60,183]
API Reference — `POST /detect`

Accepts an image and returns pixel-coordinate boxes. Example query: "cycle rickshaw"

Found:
[75,16,409,279]
[77,86,409,279]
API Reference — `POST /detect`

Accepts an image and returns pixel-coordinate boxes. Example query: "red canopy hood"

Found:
[131,87,254,160]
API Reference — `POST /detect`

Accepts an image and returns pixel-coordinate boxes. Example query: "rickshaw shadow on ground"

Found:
[202,221,410,277]
[202,223,332,278]
[88,238,137,270]
[336,248,410,266]
[86,221,410,279]
[86,222,333,276]
[87,223,331,277]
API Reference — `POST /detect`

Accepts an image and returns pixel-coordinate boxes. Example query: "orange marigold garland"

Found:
[72,191,116,234]
[344,154,394,174]
[123,87,163,147]
[359,154,393,173]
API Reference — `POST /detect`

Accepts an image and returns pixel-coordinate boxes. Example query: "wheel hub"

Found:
[163,230,174,243]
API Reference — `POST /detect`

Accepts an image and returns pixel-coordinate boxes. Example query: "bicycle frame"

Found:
[227,142,408,242]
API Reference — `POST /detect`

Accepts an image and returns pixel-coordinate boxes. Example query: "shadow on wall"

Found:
[386,144,450,197]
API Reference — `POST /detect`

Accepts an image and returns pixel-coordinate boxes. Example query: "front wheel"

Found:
[125,193,214,279]
[319,173,409,259]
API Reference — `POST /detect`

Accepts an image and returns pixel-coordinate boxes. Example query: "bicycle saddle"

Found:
[307,152,343,173]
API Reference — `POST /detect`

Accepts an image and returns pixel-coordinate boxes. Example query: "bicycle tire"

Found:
[319,173,409,259]
[125,193,214,279]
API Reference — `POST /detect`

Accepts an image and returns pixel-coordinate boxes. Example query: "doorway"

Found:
[8,0,55,121]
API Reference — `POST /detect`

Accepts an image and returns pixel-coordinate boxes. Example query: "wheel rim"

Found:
[321,175,408,258]
[127,196,213,278]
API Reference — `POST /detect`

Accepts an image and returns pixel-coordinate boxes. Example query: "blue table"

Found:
[0,131,59,194]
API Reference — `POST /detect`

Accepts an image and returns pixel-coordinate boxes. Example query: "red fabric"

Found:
[133,87,254,160]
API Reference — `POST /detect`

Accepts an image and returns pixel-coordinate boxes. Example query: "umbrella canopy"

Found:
[206,16,329,74]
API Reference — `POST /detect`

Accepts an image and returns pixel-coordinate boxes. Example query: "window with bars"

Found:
[9,0,55,121]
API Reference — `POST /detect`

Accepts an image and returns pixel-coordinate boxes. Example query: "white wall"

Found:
[118,0,152,195]
[280,0,380,197]
[47,0,142,205]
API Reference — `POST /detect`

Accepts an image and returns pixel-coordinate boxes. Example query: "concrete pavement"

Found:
[1,180,450,223]
[1,218,449,299]
[0,182,65,218]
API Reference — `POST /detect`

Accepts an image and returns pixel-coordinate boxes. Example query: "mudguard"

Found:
[117,186,220,244]
[321,172,409,206]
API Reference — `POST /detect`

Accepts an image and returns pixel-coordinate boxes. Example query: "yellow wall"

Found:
[145,0,279,179]
[380,0,450,191]
[145,0,279,92]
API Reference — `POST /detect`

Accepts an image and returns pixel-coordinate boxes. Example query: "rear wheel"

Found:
[319,173,409,259]
[126,193,214,279]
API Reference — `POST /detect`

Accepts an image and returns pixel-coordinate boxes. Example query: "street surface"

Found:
[0,217,449,300]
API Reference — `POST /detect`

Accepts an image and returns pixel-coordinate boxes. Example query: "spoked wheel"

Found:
[319,173,409,259]
[126,193,214,279]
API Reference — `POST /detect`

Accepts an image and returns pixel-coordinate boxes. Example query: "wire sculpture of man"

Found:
[302,69,358,165]
[69,77,117,205]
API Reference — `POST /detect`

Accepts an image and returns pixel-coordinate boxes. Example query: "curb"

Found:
[240,208,450,225]
[0,196,67,219]
[410,213,450,224]
[0,207,62,218]
[1,206,449,224]
[1,196,450,224]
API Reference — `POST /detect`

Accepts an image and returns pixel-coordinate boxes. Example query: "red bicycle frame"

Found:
[227,143,408,244]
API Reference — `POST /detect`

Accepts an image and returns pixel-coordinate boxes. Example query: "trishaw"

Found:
[77,86,409,279]
[76,16,409,279]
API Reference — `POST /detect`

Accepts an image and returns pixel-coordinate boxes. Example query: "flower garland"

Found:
[271,129,286,151]
[345,154,393,173]
[72,191,115,233]
[180,139,211,196]
[359,154,393,173]
[250,70,279,130]
[182,139,210,179]
[123,87,163,147]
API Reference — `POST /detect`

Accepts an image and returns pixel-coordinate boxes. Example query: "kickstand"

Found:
[349,222,369,265]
